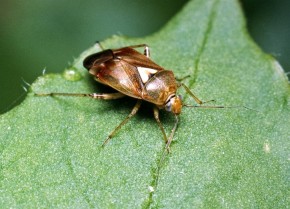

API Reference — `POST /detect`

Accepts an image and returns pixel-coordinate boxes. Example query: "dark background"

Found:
[1,0,289,113]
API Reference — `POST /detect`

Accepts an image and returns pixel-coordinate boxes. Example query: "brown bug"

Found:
[36,44,227,151]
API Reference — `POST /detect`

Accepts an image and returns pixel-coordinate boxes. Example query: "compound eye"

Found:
[165,101,172,112]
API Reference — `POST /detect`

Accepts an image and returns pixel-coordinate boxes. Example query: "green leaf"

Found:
[1,0,289,208]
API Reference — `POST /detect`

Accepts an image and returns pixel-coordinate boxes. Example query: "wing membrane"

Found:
[96,59,144,99]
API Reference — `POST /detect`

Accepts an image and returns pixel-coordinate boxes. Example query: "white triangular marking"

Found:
[137,67,158,83]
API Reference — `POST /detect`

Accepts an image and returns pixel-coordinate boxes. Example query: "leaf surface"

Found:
[1,0,289,208]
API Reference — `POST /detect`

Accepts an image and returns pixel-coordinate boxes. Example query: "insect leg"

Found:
[125,44,150,57]
[180,83,215,105]
[35,92,126,100]
[175,75,190,82]
[153,106,168,144]
[180,85,257,111]
[165,115,179,152]
[102,100,142,146]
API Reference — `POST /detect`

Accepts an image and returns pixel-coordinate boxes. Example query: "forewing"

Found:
[114,47,165,71]
[96,59,144,99]
[86,46,168,101]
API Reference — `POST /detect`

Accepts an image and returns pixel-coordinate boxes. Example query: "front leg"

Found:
[153,106,168,144]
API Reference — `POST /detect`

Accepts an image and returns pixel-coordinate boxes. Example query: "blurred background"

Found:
[0,0,289,114]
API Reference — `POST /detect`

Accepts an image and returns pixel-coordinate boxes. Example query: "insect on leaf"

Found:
[0,0,289,208]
